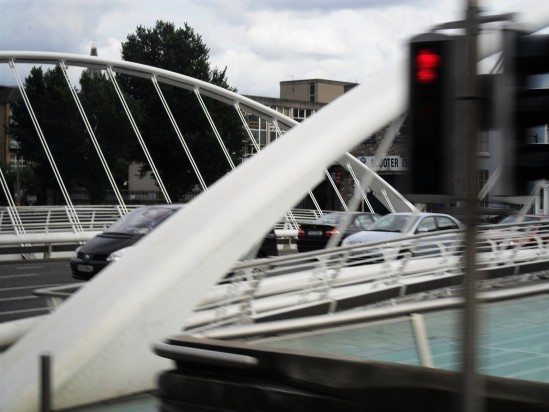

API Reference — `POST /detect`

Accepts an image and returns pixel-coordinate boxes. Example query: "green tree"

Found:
[120,21,247,200]
[8,65,103,204]
[9,21,246,205]
[78,70,137,202]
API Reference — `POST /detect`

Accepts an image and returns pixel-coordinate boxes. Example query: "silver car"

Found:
[342,212,464,260]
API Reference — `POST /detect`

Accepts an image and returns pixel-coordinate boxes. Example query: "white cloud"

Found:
[0,0,535,96]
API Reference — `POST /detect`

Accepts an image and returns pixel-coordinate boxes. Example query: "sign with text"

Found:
[357,156,408,172]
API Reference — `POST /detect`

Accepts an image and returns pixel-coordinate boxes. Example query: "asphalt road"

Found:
[0,259,76,323]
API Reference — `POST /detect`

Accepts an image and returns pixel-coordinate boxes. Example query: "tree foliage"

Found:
[9,66,100,204]
[120,21,247,200]
[9,66,134,204]
[9,20,246,204]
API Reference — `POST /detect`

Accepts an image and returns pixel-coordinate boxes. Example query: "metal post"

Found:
[541,180,549,215]
[461,1,483,411]
[40,353,52,412]
[15,151,20,205]
[410,313,433,368]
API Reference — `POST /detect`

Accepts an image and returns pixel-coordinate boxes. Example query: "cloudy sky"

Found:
[0,0,524,97]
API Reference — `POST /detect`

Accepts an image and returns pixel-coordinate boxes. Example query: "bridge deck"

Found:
[252,292,549,383]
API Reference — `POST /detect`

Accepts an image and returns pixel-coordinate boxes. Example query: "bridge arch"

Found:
[0,51,414,223]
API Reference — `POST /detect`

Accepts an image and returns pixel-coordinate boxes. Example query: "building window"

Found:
[478,131,489,155]
[293,108,306,122]
[309,83,316,102]
[478,169,489,206]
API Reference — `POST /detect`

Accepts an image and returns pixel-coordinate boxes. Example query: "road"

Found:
[0,259,75,323]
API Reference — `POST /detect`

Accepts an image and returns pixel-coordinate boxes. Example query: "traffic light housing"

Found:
[501,30,549,194]
[407,33,460,198]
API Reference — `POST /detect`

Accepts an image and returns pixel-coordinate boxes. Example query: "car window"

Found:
[417,217,436,233]
[369,215,411,232]
[436,216,459,230]
[500,216,539,224]
[315,213,341,225]
[106,207,175,235]
[357,214,377,229]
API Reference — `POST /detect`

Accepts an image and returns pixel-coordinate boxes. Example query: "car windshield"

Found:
[500,216,541,224]
[105,207,176,235]
[367,214,414,233]
[314,213,344,225]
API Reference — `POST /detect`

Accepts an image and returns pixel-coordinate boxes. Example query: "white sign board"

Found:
[356,156,408,172]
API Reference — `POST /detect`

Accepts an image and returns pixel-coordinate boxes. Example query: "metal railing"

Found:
[0,205,324,235]
[0,205,132,234]
[32,219,549,334]
[0,206,332,260]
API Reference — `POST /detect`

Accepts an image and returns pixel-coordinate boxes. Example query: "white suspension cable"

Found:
[194,88,236,169]
[325,161,379,249]
[477,163,502,201]
[346,164,374,212]
[0,166,25,234]
[234,102,260,153]
[236,106,299,229]
[362,114,407,213]
[59,61,128,214]
[152,75,207,191]
[106,66,171,203]
[271,119,324,215]
[324,168,349,211]
[9,59,83,231]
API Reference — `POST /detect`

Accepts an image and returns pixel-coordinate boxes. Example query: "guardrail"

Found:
[0,231,101,260]
[32,219,549,334]
[0,206,333,259]
[0,205,322,235]
[0,205,131,234]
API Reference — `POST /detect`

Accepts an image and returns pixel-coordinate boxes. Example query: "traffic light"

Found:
[407,33,461,197]
[501,30,549,193]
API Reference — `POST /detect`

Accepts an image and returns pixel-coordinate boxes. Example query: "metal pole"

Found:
[15,151,20,205]
[461,1,483,411]
[410,313,434,368]
[40,353,52,412]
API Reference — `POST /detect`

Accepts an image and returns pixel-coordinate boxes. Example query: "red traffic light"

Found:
[416,48,441,84]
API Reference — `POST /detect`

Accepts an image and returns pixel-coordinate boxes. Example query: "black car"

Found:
[70,204,278,280]
[296,211,381,253]
[70,205,182,280]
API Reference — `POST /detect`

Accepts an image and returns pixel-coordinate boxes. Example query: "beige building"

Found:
[279,78,357,103]
[244,79,359,154]
[246,78,412,211]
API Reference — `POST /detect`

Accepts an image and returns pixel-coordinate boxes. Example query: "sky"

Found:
[0,0,525,97]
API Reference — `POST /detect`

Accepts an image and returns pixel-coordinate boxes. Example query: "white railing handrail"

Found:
[31,219,549,333]
[0,205,325,237]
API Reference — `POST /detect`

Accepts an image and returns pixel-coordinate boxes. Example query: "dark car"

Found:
[70,205,181,280]
[296,211,381,253]
[70,204,278,281]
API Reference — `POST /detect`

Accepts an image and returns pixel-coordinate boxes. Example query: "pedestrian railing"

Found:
[0,205,323,235]
[32,219,549,335]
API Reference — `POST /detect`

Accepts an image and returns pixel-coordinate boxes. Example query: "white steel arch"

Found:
[0,49,414,216]
[1,1,549,410]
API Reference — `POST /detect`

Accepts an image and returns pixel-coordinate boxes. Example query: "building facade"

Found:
[246,79,409,212]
